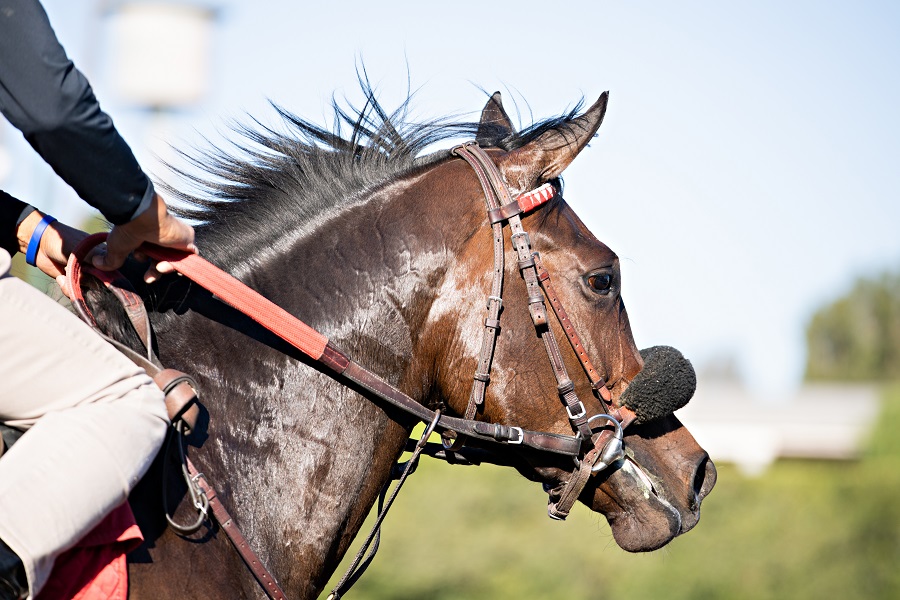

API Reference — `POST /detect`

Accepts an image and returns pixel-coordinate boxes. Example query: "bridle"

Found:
[448,142,635,518]
[65,141,637,598]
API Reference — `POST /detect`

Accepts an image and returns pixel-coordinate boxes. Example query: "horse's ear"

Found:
[476,92,516,146]
[500,92,609,184]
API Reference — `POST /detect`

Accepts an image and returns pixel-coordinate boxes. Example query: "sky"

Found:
[3,0,899,394]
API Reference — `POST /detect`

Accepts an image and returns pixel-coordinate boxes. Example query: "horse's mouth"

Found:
[613,458,680,551]
[587,454,699,553]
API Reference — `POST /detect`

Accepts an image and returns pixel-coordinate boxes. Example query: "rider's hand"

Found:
[16,210,88,279]
[91,192,197,283]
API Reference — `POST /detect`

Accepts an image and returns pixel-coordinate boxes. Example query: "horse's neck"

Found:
[151,165,476,596]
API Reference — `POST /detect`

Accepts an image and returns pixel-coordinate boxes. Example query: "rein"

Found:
[66,142,633,598]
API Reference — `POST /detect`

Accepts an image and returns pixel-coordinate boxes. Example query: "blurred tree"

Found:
[805,271,900,381]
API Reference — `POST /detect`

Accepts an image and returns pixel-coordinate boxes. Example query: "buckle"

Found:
[565,401,586,420]
[486,295,503,310]
[508,426,524,444]
[511,231,531,248]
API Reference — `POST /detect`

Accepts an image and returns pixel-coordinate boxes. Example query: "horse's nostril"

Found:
[693,455,717,505]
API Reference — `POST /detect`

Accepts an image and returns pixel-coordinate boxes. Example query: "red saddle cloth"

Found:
[36,503,143,600]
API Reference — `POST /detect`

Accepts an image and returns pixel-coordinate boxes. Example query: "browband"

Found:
[488,183,555,224]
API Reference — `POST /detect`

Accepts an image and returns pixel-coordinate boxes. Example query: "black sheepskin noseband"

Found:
[619,346,696,423]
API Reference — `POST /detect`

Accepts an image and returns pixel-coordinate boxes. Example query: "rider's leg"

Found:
[0,250,168,598]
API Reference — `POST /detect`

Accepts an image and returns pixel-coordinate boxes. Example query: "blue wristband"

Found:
[25,215,57,267]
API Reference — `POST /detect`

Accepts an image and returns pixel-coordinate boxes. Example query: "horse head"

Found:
[424,92,716,552]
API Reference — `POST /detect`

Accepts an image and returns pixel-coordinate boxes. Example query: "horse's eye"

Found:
[587,273,612,294]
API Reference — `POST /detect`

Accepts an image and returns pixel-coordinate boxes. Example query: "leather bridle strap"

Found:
[450,143,596,439]
[460,146,507,422]
[444,145,556,433]
[532,253,613,404]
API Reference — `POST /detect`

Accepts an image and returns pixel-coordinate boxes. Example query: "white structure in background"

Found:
[0,139,10,186]
[105,1,217,206]
[676,380,880,476]
[108,2,215,109]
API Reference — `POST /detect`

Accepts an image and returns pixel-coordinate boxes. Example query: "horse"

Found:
[82,86,716,598]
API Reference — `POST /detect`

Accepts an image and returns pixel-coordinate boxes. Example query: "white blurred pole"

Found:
[105,2,216,194]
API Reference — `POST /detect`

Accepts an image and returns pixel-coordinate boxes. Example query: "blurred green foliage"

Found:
[325,385,900,599]
[805,271,900,381]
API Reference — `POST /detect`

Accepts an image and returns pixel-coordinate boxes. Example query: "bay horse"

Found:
[84,87,715,598]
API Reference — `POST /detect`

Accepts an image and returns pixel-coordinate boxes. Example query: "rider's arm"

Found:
[0,0,152,225]
[0,191,34,257]
[0,0,195,278]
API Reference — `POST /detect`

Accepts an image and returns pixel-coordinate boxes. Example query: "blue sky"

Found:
[4,1,899,392]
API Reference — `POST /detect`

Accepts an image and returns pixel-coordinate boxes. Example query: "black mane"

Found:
[163,82,582,269]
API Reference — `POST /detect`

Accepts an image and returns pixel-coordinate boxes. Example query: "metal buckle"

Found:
[486,295,503,310]
[511,231,531,248]
[508,426,524,444]
[566,401,586,420]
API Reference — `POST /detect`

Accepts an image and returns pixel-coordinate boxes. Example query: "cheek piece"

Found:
[619,346,697,424]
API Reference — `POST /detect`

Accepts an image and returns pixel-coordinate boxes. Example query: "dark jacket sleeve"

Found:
[0,190,34,255]
[0,0,154,226]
